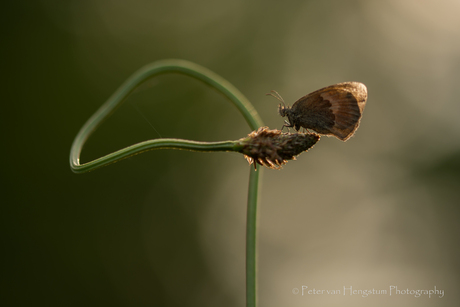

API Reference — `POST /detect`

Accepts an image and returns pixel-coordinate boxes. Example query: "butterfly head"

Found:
[278,104,295,129]
[266,90,295,129]
[278,104,287,117]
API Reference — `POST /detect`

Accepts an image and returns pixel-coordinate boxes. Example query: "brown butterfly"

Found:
[268,82,368,141]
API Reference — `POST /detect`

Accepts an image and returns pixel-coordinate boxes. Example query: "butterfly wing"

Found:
[292,82,367,141]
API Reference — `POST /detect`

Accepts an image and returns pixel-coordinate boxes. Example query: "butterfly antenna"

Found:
[265,90,286,108]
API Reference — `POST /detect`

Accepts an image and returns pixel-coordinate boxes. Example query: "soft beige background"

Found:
[3,1,459,306]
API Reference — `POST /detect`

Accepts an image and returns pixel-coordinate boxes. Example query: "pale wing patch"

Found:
[319,82,368,141]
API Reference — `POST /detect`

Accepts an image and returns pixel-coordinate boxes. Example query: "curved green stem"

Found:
[69,59,262,173]
[69,59,262,307]
[71,139,242,174]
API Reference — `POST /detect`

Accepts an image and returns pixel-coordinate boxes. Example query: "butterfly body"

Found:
[278,82,367,141]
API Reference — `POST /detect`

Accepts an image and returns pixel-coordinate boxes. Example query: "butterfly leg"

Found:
[281,124,291,133]
[281,120,293,133]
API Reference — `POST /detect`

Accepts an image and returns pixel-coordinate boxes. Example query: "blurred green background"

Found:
[2,1,460,306]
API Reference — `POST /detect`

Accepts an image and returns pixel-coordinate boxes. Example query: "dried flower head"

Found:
[240,127,320,170]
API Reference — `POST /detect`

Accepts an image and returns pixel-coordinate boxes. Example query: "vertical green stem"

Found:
[246,167,260,307]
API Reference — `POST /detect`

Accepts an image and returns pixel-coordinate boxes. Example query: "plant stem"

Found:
[246,167,260,307]
[71,138,241,174]
[69,59,263,307]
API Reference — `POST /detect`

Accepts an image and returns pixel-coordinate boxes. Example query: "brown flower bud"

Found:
[239,127,320,170]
